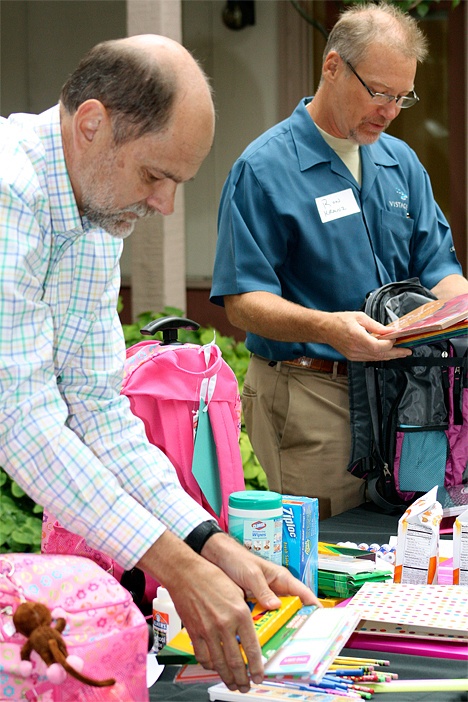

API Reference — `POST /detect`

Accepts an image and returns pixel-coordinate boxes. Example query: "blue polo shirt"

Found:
[211,98,462,361]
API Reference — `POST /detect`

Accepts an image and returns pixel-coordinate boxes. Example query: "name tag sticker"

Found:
[315,188,360,223]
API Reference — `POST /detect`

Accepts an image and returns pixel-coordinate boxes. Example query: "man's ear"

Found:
[322,51,342,83]
[72,99,110,151]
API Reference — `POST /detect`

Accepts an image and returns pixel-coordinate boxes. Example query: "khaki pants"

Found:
[242,355,365,520]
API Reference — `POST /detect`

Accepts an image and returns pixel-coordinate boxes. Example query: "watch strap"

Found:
[184,520,224,554]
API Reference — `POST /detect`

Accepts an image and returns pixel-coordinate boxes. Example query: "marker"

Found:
[319,677,351,690]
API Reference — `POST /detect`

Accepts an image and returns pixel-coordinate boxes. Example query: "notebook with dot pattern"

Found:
[345,582,468,642]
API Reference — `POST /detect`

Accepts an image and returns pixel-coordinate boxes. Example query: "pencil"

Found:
[360,679,468,693]
[334,656,390,666]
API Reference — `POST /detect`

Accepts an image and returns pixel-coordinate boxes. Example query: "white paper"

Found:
[315,188,360,223]
[146,653,165,688]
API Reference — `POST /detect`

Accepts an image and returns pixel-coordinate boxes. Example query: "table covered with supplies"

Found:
[149,503,468,702]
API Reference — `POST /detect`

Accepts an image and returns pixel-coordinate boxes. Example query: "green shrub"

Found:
[0,468,43,554]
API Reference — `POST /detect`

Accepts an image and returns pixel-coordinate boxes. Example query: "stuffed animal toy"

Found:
[13,601,116,687]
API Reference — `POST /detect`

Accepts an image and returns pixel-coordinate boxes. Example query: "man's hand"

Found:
[201,531,319,608]
[317,310,413,362]
[225,292,412,361]
[138,529,318,692]
[199,531,320,687]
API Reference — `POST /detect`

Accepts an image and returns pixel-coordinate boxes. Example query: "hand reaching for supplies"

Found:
[138,530,319,692]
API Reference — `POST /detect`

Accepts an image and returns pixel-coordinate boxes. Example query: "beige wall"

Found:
[0,1,127,115]
[182,0,279,282]
[2,1,467,301]
[1,0,280,301]
[0,0,131,271]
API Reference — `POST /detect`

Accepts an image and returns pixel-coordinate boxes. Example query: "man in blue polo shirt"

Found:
[211,3,468,519]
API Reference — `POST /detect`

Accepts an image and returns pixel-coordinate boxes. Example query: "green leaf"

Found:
[11,529,34,544]
[416,3,431,17]
[11,481,26,498]
[0,518,15,539]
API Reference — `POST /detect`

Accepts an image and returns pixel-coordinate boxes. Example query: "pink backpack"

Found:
[42,318,245,605]
[0,553,149,701]
[121,321,245,528]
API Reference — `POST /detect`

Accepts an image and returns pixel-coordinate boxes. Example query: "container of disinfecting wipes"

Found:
[228,490,283,565]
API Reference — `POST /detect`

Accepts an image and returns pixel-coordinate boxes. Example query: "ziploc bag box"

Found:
[394,485,442,585]
[282,495,318,594]
[453,507,468,586]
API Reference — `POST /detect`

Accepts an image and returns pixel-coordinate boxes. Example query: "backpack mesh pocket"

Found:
[396,427,448,493]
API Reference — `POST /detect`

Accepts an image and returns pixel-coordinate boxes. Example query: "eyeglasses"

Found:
[345,60,419,109]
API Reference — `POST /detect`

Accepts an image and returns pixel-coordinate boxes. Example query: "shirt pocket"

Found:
[54,311,93,377]
[377,209,414,279]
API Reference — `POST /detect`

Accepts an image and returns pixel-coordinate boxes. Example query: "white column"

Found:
[126,0,186,320]
[466,2,468,271]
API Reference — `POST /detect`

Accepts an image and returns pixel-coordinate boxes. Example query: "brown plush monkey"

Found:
[13,601,116,687]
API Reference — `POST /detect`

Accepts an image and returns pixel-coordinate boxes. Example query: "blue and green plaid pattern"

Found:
[0,106,210,569]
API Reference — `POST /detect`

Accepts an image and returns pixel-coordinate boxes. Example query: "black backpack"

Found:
[347,278,468,513]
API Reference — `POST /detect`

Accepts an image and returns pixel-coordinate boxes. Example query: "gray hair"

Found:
[60,39,178,146]
[323,2,429,66]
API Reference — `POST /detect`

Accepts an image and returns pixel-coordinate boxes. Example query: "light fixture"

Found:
[222,1,255,31]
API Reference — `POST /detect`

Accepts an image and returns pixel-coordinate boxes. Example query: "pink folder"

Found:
[345,631,468,660]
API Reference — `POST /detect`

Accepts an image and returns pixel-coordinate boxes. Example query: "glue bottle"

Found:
[152,586,182,652]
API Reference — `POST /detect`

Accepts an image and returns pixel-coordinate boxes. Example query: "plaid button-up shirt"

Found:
[0,105,211,569]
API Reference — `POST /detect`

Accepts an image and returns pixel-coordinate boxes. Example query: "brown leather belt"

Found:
[281,356,348,376]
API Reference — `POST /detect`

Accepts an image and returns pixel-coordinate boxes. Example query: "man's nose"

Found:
[377,100,401,121]
[147,180,177,216]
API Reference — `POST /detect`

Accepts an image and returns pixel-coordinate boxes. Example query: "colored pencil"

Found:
[334,656,390,666]
[360,678,468,693]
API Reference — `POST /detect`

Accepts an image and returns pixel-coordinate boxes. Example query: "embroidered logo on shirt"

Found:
[389,188,408,211]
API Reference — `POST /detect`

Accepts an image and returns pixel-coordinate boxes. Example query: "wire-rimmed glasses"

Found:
[345,60,419,109]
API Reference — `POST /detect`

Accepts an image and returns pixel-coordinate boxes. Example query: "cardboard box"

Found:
[393,486,442,585]
[282,495,318,594]
[453,507,468,585]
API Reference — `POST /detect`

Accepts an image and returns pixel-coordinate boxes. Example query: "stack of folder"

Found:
[318,569,391,599]
[317,543,392,599]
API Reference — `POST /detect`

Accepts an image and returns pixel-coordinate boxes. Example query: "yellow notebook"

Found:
[157,595,303,665]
